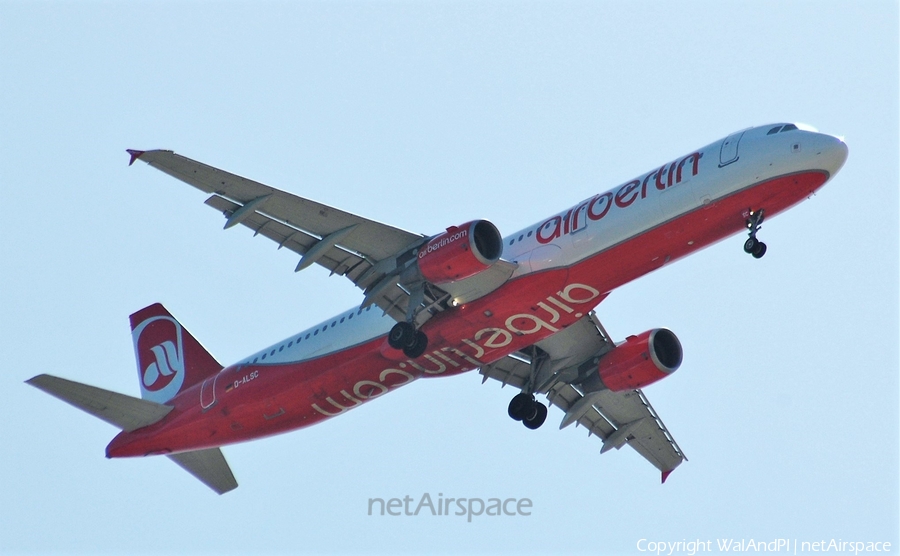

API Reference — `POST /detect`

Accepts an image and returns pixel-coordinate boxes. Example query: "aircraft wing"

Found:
[129,149,423,259]
[128,149,514,323]
[479,312,686,481]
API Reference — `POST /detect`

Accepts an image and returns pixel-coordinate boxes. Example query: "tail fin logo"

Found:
[142,340,183,391]
[133,316,185,403]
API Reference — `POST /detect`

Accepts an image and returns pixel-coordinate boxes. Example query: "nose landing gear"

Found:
[743,209,767,259]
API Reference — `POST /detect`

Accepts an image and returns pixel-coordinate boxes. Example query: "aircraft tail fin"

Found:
[168,448,239,494]
[129,303,223,404]
[25,374,173,432]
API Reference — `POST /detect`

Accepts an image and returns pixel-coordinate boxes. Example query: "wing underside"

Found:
[479,313,685,480]
[130,149,516,325]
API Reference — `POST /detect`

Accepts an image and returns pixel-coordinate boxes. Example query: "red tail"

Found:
[130,303,222,404]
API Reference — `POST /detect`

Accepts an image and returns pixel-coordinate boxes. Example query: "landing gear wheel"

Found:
[508,393,534,421]
[743,237,759,254]
[744,209,766,258]
[752,241,767,259]
[388,322,415,350]
[522,402,547,430]
[403,330,428,359]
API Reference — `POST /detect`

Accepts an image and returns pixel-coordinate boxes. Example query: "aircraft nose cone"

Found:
[819,133,849,177]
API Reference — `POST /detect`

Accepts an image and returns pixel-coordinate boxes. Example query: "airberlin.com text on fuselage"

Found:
[310,282,602,416]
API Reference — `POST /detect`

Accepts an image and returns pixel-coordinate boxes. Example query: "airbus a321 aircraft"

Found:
[28,123,848,494]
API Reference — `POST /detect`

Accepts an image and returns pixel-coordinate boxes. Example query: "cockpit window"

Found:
[767,124,799,135]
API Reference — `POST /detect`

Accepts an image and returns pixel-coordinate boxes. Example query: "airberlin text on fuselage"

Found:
[311,282,602,416]
[537,151,703,244]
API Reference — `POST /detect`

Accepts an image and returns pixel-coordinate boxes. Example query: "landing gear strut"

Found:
[743,209,767,259]
[388,321,428,358]
[508,393,548,430]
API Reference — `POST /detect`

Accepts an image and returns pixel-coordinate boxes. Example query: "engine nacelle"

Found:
[416,220,503,285]
[591,329,683,392]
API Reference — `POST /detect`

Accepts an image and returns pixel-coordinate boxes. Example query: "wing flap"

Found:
[204,194,417,322]
[204,194,369,279]
[480,355,530,389]
[550,385,686,473]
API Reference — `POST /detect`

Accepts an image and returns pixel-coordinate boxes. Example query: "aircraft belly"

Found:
[568,170,830,293]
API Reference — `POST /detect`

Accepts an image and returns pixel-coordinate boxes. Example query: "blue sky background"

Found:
[1,2,897,554]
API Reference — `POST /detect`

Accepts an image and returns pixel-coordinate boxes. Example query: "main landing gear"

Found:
[388,321,429,359]
[508,393,548,430]
[743,209,767,259]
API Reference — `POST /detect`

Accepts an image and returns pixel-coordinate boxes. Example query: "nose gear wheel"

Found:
[744,209,767,258]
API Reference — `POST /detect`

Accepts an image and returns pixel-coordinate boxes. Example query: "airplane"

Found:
[27,123,848,494]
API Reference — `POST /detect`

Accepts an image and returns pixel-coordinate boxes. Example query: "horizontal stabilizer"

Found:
[26,374,172,432]
[168,448,238,494]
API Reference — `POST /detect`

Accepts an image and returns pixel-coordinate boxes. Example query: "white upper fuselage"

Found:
[235,124,848,368]
[502,123,846,269]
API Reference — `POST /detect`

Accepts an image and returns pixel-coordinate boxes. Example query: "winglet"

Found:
[661,469,673,484]
[126,149,145,166]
